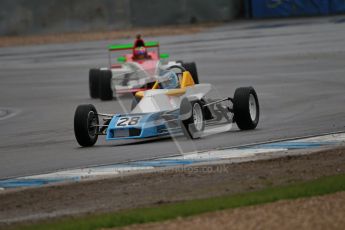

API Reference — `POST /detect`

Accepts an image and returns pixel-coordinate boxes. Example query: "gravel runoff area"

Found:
[1,147,345,229]
[0,23,218,48]
[114,191,345,230]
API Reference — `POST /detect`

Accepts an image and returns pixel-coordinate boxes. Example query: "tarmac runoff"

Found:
[0,132,345,191]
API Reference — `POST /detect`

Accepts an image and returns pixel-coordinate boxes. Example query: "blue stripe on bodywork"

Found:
[106,112,169,140]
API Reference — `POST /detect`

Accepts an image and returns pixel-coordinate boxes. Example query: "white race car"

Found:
[88,41,199,100]
[75,65,260,147]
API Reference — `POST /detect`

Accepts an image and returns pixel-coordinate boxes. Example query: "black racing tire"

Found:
[180,98,205,139]
[233,87,260,130]
[182,62,199,84]
[89,69,100,98]
[131,96,141,110]
[74,104,99,147]
[99,70,114,101]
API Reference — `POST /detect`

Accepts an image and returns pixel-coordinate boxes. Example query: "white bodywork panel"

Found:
[111,62,156,90]
[131,84,212,113]
[104,61,181,91]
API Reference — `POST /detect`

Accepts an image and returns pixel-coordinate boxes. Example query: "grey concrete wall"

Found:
[130,0,242,26]
[0,0,242,36]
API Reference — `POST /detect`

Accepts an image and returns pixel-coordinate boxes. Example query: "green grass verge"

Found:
[15,173,345,230]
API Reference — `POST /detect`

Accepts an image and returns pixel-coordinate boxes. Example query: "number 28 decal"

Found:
[116,116,141,126]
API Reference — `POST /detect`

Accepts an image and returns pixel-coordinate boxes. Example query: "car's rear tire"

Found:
[89,69,100,98]
[74,104,99,147]
[182,62,199,84]
[99,70,114,101]
[233,87,259,130]
[180,99,205,139]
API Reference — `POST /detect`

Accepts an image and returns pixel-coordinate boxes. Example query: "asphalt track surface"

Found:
[1,17,345,179]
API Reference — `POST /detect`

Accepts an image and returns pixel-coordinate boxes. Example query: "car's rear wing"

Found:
[108,41,160,51]
[107,41,169,65]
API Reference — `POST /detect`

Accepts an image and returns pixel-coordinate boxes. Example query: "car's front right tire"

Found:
[74,104,99,147]
[233,87,260,130]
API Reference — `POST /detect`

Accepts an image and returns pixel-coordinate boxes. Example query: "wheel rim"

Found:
[193,103,203,131]
[87,111,98,137]
[249,94,257,121]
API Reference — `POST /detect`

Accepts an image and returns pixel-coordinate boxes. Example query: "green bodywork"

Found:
[108,41,160,51]
[117,56,127,63]
[159,53,169,59]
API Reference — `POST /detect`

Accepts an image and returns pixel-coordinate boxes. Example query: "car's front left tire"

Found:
[180,98,205,139]
[74,104,99,147]
[233,87,259,130]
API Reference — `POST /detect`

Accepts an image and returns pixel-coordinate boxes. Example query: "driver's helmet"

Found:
[133,47,147,59]
[158,70,180,89]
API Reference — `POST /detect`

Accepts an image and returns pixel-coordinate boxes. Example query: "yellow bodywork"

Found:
[135,91,145,98]
[180,71,195,88]
[135,71,195,98]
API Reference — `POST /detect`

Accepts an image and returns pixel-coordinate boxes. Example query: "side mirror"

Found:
[117,56,126,63]
[160,53,170,59]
